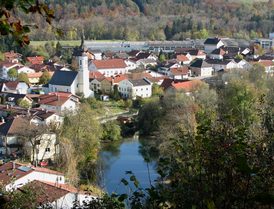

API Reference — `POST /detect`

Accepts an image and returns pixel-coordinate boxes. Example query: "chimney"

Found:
[1,117,4,124]
[12,161,16,170]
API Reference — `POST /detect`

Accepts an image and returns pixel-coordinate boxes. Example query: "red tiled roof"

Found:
[176,55,190,62]
[89,71,104,79]
[258,60,274,67]
[112,74,128,83]
[171,80,202,91]
[27,56,44,65]
[2,81,19,90]
[0,61,22,68]
[92,59,127,69]
[161,78,202,92]
[21,180,69,204]
[38,92,79,107]
[38,94,70,107]
[0,162,33,185]
[170,67,189,75]
[4,51,22,60]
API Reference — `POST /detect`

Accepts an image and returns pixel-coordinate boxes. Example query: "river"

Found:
[97,137,158,194]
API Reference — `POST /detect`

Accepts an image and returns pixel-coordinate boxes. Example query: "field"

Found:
[30,40,81,47]
[29,40,125,47]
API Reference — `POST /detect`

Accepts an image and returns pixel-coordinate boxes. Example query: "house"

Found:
[26,56,44,65]
[135,52,157,61]
[0,162,65,191]
[0,162,95,208]
[257,60,274,73]
[0,93,33,107]
[90,74,129,95]
[0,105,63,127]
[127,50,143,58]
[38,92,80,115]
[18,180,94,209]
[161,78,202,94]
[158,61,182,76]
[27,71,54,85]
[125,59,137,71]
[100,77,112,94]
[4,51,22,63]
[89,49,103,60]
[90,76,106,93]
[0,116,58,162]
[175,48,206,60]
[234,59,252,70]
[46,55,93,98]
[168,67,189,80]
[209,48,227,60]
[0,61,23,80]
[89,59,128,77]
[0,81,29,94]
[206,59,237,72]
[15,66,35,75]
[189,59,214,77]
[136,59,158,68]
[204,37,225,53]
[176,54,191,65]
[119,78,152,99]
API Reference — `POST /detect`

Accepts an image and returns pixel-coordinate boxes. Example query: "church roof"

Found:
[48,70,78,86]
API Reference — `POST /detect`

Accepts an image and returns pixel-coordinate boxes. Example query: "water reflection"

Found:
[97,138,158,194]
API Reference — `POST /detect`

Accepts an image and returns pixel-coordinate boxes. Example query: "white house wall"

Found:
[5,171,65,191]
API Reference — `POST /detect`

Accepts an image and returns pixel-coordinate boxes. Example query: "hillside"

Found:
[21,0,274,41]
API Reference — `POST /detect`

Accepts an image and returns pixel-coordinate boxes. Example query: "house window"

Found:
[146,88,148,90]
[45,148,50,152]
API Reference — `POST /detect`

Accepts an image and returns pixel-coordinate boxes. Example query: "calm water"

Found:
[97,138,158,194]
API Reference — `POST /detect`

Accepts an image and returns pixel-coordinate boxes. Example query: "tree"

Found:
[60,104,102,184]
[7,68,18,80]
[158,50,166,62]
[235,54,244,60]
[112,85,121,101]
[39,70,51,84]
[102,121,121,141]
[17,72,29,84]
[0,0,55,46]
[16,98,31,108]
[16,118,53,166]
[152,84,164,97]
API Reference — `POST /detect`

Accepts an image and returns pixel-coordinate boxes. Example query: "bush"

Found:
[102,121,121,141]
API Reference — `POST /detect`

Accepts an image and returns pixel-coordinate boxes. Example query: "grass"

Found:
[30,40,81,46]
[29,39,127,47]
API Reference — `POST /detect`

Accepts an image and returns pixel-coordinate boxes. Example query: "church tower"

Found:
[77,55,92,98]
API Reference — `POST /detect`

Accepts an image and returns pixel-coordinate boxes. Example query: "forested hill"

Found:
[26,0,274,41]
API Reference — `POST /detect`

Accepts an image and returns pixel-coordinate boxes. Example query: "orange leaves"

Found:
[0,1,55,46]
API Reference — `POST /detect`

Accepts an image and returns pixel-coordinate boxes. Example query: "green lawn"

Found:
[29,39,126,47]
[30,40,81,46]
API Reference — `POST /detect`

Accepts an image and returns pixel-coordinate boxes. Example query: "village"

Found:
[0,34,273,208]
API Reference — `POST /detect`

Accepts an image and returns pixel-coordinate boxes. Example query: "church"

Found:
[44,55,93,98]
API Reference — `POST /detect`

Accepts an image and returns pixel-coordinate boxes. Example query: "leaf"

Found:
[253,193,274,205]
[121,178,128,186]
[22,26,30,33]
[125,171,133,175]
[236,156,252,174]
[118,193,128,202]
[22,35,30,45]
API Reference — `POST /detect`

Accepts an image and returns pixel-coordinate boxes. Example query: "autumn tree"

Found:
[60,104,102,184]
[0,0,55,46]
[7,68,18,80]
[17,72,29,84]
[39,70,51,84]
